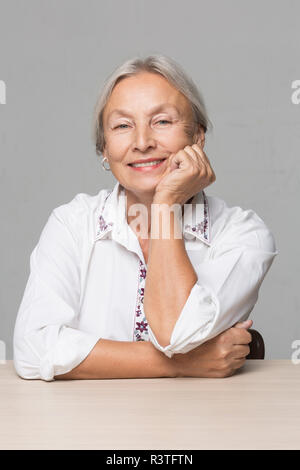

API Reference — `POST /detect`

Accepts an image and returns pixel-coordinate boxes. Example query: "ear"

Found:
[193,126,205,148]
[102,143,108,159]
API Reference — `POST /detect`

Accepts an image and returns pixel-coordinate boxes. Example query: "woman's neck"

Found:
[124,186,194,237]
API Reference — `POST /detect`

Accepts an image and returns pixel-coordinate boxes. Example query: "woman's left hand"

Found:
[154,138,216,205]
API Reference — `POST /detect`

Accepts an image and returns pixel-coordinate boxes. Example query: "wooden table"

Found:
[0,360,299,450]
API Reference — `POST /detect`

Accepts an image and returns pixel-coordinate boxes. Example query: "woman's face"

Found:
[102,71,204,195]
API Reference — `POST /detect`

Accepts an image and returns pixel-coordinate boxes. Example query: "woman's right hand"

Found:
[172,320,253,378]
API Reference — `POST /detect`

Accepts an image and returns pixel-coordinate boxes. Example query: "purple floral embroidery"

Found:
[133,259,149,342]
[99,215,113,232]
[184,191,209,241]
[185,221,205,234]
[136,301,143,318]
[136,320,148,333]
[203,192,209,240]
[96,190,114,236]
[140,267,146,280]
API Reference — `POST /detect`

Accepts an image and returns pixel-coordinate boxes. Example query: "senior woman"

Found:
[13,55,278,382]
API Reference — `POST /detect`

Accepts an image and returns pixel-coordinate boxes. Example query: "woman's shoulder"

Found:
[206,192,262,226]
[55,187,109,212]
[50,187,111,232]
[205,192,278,254]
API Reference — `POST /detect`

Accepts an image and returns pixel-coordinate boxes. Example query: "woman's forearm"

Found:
[143,200,198,347]
[54,338,178,380]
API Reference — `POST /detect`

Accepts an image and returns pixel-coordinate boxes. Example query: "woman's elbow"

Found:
[13,357,41,380]
[13,335,43,380]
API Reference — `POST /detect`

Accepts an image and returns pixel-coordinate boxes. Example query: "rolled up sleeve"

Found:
[13,208,101,381]
[147,211,278,358]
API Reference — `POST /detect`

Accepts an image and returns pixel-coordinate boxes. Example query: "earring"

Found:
[101,156,111,171]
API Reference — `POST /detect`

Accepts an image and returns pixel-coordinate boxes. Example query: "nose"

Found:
[132,123,156,153]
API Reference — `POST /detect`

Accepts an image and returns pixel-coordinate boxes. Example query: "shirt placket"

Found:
[133,259,149,342]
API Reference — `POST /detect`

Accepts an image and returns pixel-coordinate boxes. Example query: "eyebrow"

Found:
[107,103,180,119]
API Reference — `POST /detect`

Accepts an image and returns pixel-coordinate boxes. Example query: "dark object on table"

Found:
[246,329,265,359]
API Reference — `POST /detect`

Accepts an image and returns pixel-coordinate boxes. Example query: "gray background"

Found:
[0,0,299,360]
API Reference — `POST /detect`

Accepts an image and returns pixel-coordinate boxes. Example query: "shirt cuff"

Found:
[36,327,101,381]
[147,282,220,358]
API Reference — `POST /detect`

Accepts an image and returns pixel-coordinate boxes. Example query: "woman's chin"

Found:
[123,178,161,195]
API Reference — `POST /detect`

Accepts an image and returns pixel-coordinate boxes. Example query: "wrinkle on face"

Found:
[102,72,196,148]
[100,71,201,220]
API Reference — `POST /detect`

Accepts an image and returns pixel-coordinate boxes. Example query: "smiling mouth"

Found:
[128,158,167,168]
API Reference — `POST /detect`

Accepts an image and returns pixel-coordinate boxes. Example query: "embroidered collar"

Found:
[95,181,211,246]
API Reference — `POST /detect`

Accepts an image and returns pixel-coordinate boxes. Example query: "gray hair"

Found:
[92,54,213,157]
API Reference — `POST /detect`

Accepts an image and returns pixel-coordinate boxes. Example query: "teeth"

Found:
[131,159,163,168]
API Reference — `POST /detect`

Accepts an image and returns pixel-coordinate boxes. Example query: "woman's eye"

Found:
[157,120,171,125]
[114,120,171,129]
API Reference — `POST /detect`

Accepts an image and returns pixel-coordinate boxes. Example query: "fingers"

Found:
[183,146,199,165]
[176,142,216,193]
[184,146,211,185]
[232,357,247,370]
[168,152,181,172]
[234,319,253,329]
[180,141,213,176]
[232,326,252,345]
[231,344,251,358]
[192,144,216,182]
[191,144,206,166]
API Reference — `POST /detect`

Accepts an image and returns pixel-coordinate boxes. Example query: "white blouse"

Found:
[13,181,278,381]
